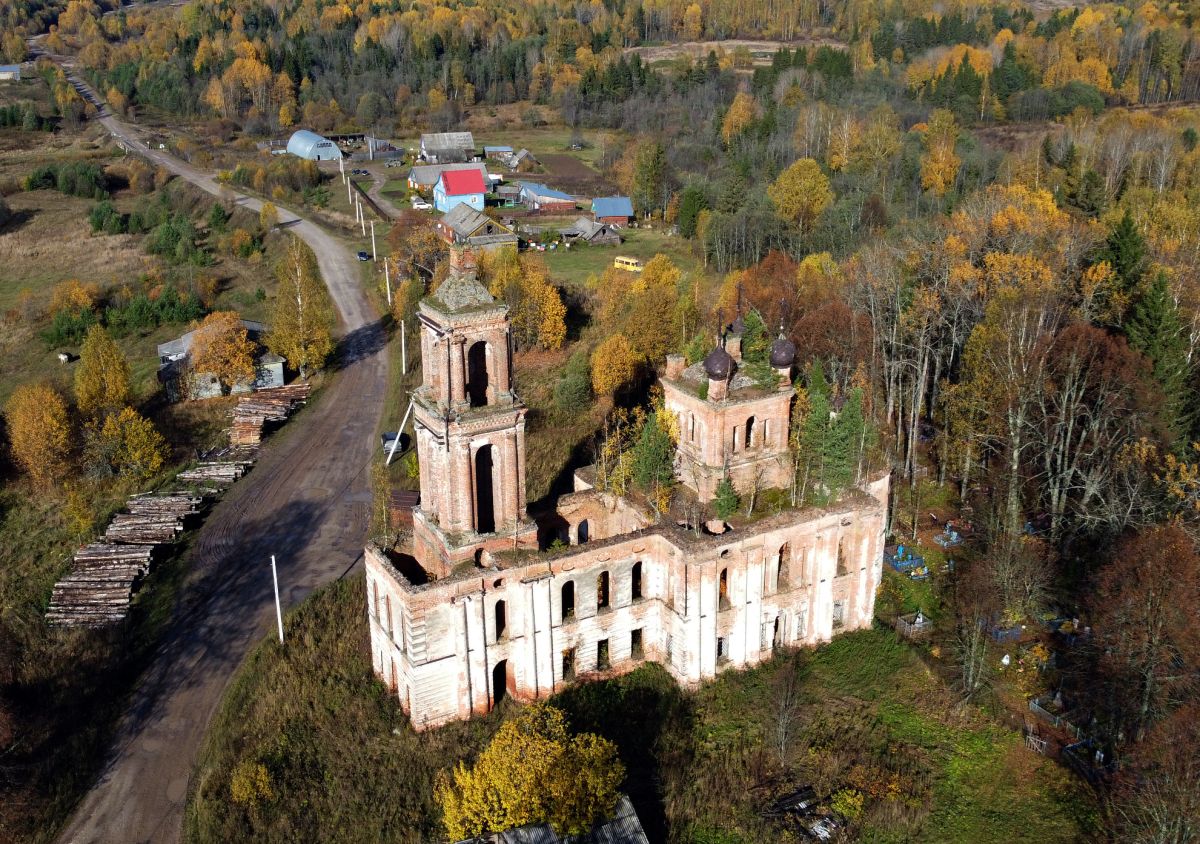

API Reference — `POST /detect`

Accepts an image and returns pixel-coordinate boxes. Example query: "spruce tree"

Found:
[1126,271,1191,444]
[1073,169,1106,218]
[713,476,740,520]
[631,412,675,493]
[799,362,832,502]
[1103,210,1147,297]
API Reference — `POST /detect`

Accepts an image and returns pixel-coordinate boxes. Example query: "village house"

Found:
[519,181,576,213]
[407,162,489,193]
[483,145,513,159]
[434,168,486,214]
[437,204,519,252]
[156,319,284,402]
[364,245,889,730]
[562,217,622,246]
[0,64,21,81]
[591,196,634,225]
[420,131,476,163]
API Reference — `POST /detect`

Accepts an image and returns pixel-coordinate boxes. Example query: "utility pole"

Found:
[384,256,392,307]
[270,555,285,645]
[370,219,376,261]
[358,197,366,236]
[401,318,407,375]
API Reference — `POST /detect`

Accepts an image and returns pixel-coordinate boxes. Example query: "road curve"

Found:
[43,55,391,844]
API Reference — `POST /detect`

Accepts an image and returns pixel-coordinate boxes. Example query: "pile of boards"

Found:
[230,384,312,446]
[47,493,202,628]
[48,383,313,629]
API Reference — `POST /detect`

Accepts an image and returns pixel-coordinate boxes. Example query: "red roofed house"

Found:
[434,168,487,214]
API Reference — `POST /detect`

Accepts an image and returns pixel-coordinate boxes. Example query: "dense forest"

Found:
[2,0,1200,839]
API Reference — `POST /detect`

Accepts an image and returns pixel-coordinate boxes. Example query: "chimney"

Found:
[449,244,477,273]
[725,333,742,361]
[665,353,685,380]
[707,376,727,402]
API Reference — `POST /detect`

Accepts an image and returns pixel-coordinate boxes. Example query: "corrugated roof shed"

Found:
[592,196,634,218]
[452,796,650,844]
[519,182,575,201]
[422,131,475,150]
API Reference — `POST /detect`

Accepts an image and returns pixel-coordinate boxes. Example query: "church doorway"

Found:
[492,660,509,708]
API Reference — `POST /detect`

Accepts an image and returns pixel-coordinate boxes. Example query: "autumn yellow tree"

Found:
[189,311,256,395]
[259,201,278,232]
[100,406,168,480]
[436,702,624,840]
[75,324,130,418]
[50,279,99,316]
[5,383,72,489]
[266,236,335,378]
[721,91,758,146]
[920,109,961,196]
[767,158,833,233]
[483,248,566,351]
[591,334,640,396]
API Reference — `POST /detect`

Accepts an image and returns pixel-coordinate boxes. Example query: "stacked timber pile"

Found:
[230,384,312,446]
[46,544,154,627]
[48,384,312,629]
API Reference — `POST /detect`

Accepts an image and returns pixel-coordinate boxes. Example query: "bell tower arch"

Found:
[411,246,536,576]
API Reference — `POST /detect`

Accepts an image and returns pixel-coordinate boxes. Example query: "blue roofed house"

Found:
[591,196,634,225]
[518,181,576,212]
[0,65,20,81]
[484,145,514,158]
[434,168,487,214]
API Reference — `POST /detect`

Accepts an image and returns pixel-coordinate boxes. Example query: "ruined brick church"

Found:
[365,246,889,730]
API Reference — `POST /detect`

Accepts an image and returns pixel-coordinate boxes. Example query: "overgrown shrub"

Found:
[104,286,204,336]
[553,350,592,413]
[24,162,108,199]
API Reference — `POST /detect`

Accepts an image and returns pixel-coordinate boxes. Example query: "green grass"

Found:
[542,227,708,292]
[186,580,1098,844]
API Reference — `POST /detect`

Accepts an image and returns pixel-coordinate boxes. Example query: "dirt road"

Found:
[39,53,392,844]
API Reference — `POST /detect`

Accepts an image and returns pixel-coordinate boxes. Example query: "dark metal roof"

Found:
[769,334,796,368]
[703,345,735,380]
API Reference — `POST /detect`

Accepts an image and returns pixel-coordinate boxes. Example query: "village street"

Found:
[34,48,392,844]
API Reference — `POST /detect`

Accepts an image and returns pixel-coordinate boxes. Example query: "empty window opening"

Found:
[717,636,729,663]
[797,608,808,639]
[562,647,576,680]
[466,340,489,407]
[390,658,399,693]
[371,579,379,619]
[474,444,495,534]
[494,600,507,640]
[746,415,756,448]
[631,629,644,660]
[836,540,848,577]
[561,581,575,620]
[631,561,643,601]
[491,660,508,707]
[719,567,730,610]
[832,601,845,629]
[597,638,610,670]
[384,594,393,636]
[597,570,610,610]
[689,413,696,441]
[577,519,589,544]
[773,616,782,650]
[777,543,790,591]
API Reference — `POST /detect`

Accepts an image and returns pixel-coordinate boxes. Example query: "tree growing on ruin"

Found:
[437,702,624,839]
[75,325,130,418]
[190,311,256,394]
[267,237,335,378]
[4,383,71,489]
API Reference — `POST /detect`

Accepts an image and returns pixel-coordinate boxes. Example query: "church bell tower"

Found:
[411,246,537,576]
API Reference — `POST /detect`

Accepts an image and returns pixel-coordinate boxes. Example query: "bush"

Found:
[25,162,108,199]
[553,351,592,412]
[104,286,204,337]
[41,307,97,347]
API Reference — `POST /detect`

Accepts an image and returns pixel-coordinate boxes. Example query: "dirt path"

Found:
[35,49,392,844]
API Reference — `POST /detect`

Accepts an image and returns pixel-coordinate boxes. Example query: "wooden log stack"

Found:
[48,385,312,628]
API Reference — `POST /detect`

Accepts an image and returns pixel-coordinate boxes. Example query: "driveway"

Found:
[39,52,392,844]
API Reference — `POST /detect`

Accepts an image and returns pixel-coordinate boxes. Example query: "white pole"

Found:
[359,198,366,236]
[339,157,344,183]
[401,318,407,375]
[347,177,352,203]
[370,219,377,261]
[384,256,392,307]
[270,555,285,645]
[386,398,415,465]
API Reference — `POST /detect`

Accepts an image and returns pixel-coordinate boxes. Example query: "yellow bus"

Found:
[613,256,644,272]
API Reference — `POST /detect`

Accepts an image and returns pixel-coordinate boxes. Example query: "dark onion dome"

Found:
[703,346,735,380]
[729,314,745,334]
[769,334,796,368]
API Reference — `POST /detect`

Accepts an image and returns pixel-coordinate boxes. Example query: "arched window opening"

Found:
[492,660,508,707]
[384,594,393,635]
[719,568,730,610]
[495,599,507,640]
[562,647,576,680]
[561,581,575,620]
[777,542,790,591]
[597,570,610,610]
[474,445,495,534]
[578,519,589,544]
[466,340,489,407]
[631,561,643,601]
[837,540,848,577]
[746,415,756,448]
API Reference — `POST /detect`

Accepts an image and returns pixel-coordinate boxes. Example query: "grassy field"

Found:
[541,226,707,292]
[184,576,1097,844]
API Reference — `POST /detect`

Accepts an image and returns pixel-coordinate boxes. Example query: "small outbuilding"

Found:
[592,196,634,225]
[286,129,342,161]
[0,65,21,81]
[518,181,576,213]
[484,145,513,158]
[434,168,486,214]
[420,131,475,163]
[562,217,622,245]
[437,203,518,252]
[157,320,285,401]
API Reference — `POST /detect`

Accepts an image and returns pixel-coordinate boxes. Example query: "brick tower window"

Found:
[466,340,489,407]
